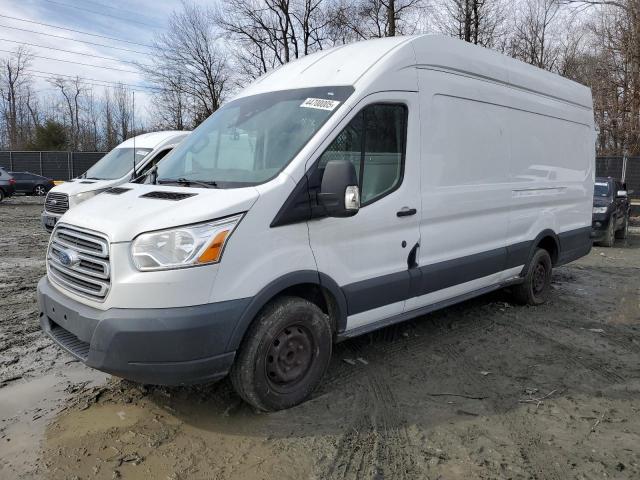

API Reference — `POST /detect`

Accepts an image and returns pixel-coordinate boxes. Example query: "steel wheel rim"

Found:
[532,262,546,294]
[35,186,46,196]
[265,324,314,388]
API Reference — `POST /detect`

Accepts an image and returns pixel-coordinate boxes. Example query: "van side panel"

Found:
[404,69,515,314]
[506,90,594,256]
[401,66,593,317]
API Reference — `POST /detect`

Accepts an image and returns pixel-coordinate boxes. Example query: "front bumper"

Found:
[590,215,611,242]
[38,277,250,385]
[41,211,62,232]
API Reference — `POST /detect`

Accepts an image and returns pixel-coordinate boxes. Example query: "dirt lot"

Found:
[1,195,639,480]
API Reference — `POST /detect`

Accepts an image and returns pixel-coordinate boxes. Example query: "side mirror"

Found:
[617,190,628,198]
[319,160,360,217]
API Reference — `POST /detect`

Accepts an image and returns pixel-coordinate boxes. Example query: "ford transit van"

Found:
[38,36,594,411]
[42,130,189,231]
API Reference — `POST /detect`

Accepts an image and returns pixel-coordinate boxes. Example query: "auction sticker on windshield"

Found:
[300,98,341,111]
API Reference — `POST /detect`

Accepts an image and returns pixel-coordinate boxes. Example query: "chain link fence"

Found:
[0,151,106,180]
[1,151,638,198]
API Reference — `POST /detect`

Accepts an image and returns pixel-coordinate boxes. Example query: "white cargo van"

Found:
[42,130,189,231]
[38,36,594,411]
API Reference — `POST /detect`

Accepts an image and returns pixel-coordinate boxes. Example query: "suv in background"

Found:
[592,176,630,246]
[0,167,16,202]
[9,172,55,196]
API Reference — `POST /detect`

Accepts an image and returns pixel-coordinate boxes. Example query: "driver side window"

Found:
[318,103,407,205]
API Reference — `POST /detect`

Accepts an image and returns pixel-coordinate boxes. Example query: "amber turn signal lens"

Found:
[197,230,230,263]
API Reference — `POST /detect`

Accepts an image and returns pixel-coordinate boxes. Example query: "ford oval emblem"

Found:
[58,249,80,267]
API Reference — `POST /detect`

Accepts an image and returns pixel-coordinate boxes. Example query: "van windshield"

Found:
[156,86,354,187]
[84,148,152,180]
[594,182,610,197]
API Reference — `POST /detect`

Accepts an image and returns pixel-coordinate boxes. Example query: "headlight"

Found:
[73,189,105,205]
[131,214,243,271]
[592,206,607,214]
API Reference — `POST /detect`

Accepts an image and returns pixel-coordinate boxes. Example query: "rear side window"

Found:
[318,104,407,205]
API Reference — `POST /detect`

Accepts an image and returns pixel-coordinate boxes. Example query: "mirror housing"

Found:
[319,160,360,217]
[616,190,628,198]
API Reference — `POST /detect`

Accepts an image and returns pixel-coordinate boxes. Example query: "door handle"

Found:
[397,207,417,217]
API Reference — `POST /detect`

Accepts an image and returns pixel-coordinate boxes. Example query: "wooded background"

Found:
[1,0,639,157]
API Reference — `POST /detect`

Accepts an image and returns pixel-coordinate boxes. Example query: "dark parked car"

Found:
[9,171,55,196]
[591,176,630,246]
[0,167,16,202]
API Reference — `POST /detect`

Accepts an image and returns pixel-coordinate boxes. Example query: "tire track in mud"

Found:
[322,342,418,480]
[499,320,627,384]
[434,320,573,480]
[534,314,640,358]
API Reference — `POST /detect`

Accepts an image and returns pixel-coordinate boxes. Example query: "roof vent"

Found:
[140,191,197,201]
[104,187,131,195]
[79,181,95,184]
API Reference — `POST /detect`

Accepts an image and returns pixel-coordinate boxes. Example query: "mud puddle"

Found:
[0,363,107,478]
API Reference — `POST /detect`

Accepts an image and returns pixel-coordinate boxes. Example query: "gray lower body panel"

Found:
[37,277,250,385]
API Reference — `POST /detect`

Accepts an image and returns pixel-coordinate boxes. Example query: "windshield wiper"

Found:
[158,178,218,189]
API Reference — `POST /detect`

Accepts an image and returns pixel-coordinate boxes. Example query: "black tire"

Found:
[512,248,553,306]
[615,215,628,240]
[0,189,4,202]
[601,217,616,247]
[230,296,332,411]
[33,184,47,196]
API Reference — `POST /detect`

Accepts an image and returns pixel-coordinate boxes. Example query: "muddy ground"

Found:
[1,195,639,480]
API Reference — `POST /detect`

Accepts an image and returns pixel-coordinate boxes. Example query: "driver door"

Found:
[307,92,421,332]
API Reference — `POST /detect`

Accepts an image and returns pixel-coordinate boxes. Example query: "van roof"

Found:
[116,130,190,149]
[237,35,592,109]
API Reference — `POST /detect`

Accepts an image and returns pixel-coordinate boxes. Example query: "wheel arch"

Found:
[527,229,560,268]
[225,270,347,352]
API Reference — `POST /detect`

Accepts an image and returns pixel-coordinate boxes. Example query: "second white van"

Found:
[42,130,189,231]
[38,35,594,411]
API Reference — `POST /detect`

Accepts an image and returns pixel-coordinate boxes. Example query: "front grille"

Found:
[47,225,110,301]
[45,192,69,214]
[49,321,90,360]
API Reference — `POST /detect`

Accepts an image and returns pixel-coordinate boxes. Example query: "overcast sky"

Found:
[0,0,208,121]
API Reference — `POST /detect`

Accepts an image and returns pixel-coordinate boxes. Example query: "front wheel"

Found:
[600,217,616,247]
[512,248,552,306]
[34,184,47,196]
[230,296,332,411]
[0,189,4,202]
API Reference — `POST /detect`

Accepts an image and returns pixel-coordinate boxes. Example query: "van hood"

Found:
[58,183,260,242]
[49,178,120,196]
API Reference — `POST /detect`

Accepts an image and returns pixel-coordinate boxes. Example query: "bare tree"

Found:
[0,47,34,149]
[113,83,133,142]
[328,0,427,43]
[217,0,334,79]
[102,89,118,150]
[557,0,640,154]
[437,0,507,47]
[141,1,230,128]
[508,0,562,69]
[49,76,86,149]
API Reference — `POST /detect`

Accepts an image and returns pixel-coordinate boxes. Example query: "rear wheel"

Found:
[230,296,332,411]
[615,215,628,240]
[512,248,552,306]
[0,189,4,202]
[34,184,47,196]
